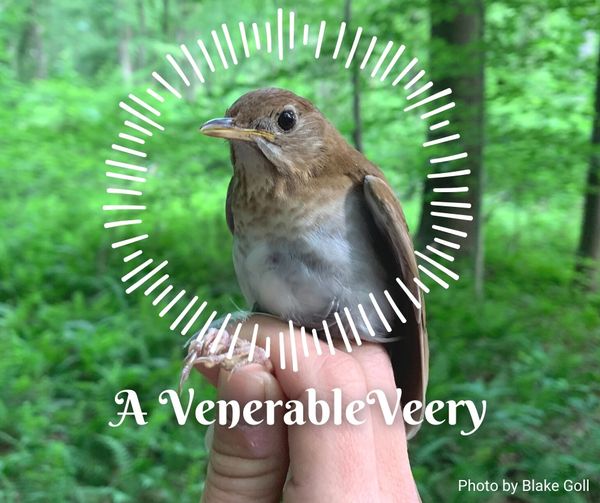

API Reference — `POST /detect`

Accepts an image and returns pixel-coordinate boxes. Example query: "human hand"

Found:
[194,315,420,502]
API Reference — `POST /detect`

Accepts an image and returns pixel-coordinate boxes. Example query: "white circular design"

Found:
[103,8,472,372]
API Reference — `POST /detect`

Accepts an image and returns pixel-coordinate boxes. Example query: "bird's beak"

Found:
[199,117,275,142]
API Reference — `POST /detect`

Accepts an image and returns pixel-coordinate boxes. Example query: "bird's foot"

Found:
[179,327,272,391]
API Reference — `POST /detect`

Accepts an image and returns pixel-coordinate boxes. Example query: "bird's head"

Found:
[200,88,335,177]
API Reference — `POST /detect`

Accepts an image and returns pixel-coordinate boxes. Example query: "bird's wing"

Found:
[225,177,235,234]
[363,174,429,439]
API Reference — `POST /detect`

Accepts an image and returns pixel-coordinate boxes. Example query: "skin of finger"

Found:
[233,316,383,500]
[350,343,420,502]
[201,364,289,503]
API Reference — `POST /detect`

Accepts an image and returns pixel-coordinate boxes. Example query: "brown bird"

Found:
[198,88,428,438]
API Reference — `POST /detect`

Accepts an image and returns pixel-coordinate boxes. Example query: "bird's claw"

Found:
[179,327,272,392]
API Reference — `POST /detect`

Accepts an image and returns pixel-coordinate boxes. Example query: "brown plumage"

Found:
[200,87,428,438]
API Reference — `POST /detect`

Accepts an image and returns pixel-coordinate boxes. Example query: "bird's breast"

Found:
[231,184,390,330]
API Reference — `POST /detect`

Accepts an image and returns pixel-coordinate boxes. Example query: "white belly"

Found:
[232,198,392,334]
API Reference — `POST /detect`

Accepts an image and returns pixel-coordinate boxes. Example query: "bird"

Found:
[192,87,428,438]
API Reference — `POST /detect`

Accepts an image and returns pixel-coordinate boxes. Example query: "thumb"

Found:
[201,365,289,503]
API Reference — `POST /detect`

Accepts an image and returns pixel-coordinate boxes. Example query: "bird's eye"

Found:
[277,110,296,131]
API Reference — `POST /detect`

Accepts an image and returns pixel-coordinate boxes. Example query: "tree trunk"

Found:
[16,0,47,81]
[575,41,600,290]
[136,0,147,69]
[416,0,485,295]
[117,0,133,86]
[162,0,170,37]
[344,0,363,152]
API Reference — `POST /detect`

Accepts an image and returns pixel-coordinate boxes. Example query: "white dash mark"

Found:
[146,88,164,103]
[180,301,208,335]
[432,224,468,237]
[396,278,422,309]
[159,289,186,317]
[144,274,169,295]
[404,69,425,89]
[380,44,405,81]
[289,325,298,372]
[357,304,376,337]
[430,152,468,164]
[119,132,145,145]
[180,44,205,83]
[431,211,473,222]
[423,134,461,147]
[369,293,392,332]
[334,312,352,352]
[152,285,173,306]
[433,186,469,193]
[264,337,271,359]
[321,321,336,355]
[303,24,309,46]
[248,323,259,361]
[120,101,165,130]
[106,172,145,183]
[209,313,231,352]
[170,296,198,330]
[103,204,146,211]
[123,250,142,262]
[405,88,452,112]
[431,200,472,208]
[413,277,430,294]
[419,265,449,289]
[197,40,216,72]
[311,328,323,355]
[226,323,243,359]
[239,22,250,57]
[111,234,148,249]
[128,94,160,116]
[124,121,152,136]
[345,27,362,68]
[431,211,473,221]
[416,250,459,280]
[151,72,182,99]
[127,261,168,293]
[111,144,146,158]
[332,22,346,60]
[194,311,217,341]
[105,159,147,172]
[107,188,142,196]
[266,22,272,53]
[211,30,229,69]
[104,219,142,229]
[384,290,407,323]
[427,245,455,262]
[300,326,309,357]
[279,332,286,370]
[277,9,283,60]
[421,101,455,119]
[289,11,295,49]
[315,21,326,59]
[370,40,393,78]
[344,307,362,345]
[435,237,461,249]
[166,54,190,86]
[121,259,152,282]
[221,24,238,65]
[392,57,418,86]
[360,36,377,69]
[252,23,261,50]
[407,81,432,100]
[430,120,449,130]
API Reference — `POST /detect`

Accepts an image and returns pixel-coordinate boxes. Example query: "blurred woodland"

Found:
[0,0,599,501]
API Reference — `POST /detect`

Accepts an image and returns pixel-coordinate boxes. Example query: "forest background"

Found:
[1,0,599,501]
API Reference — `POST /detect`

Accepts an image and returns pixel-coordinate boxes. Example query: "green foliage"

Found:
[0,0,599,501]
